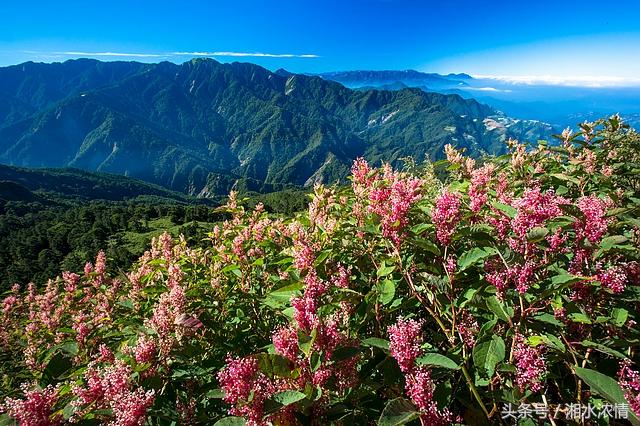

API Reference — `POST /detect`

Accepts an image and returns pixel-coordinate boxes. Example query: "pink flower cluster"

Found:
[511,187,567,240]
[513,336,546,393]
[2,383,61,426]
[618,360,640,415]
[598,266,628,294]
[351,157,374,186]
[388,318,451,424]
[484,258,522,296]
[221,263,359,424]
[432,190,462,246]
[468,164,494,213]
[367,164,423,246]
[388,318,424,373]
[133,335,158,364]
[217,356,276,425]
[72,361,155,426]
[146,283,186,355]
[456,309,478,348]
[575,195,611,244]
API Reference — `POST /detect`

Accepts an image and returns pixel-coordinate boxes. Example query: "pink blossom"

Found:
[511,187,567,239]
[84,262,93,276]
[291,296,318,331]
[72,361,154,425]
[598,266,627,293]
[273,326,299,361]
[110,388,155,426]
[292,241,315,272]
[367,165,423,245]
[218,357,259,404]
[3,383,60,426]
[331,265,350,289]
[2,295,18,313]
[515,261,536,294]
[167,264,184,289]
[513,336,546,393]
[405,366,435,411]
[62,272,80,292]
[351,157,373,186]
[575,195,610,244]
[96,344,115,363]
[217,356,275,424]
[133,336,157,364]
[95,251,107,277]
[618,360,640,415]
[388,318,424,373]
[432,190,462,246]
[456,310,478,348]
[546,228,568,251]
[468,164,494,213]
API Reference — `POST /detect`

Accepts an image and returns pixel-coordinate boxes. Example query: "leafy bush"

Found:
[1,116,640,425]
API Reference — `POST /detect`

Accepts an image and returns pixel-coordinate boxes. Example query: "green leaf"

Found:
[314,249,332,266]
[362,337,390,351]
[416,353,459,370]
[44,352,73,381]
[457,247,497,271]
[569,313,592,324]
[551,273,585,286]
[331,346,360,361]
[213,417,246,426]
[62,402,76,420]
[256,353,296,379]
[377,262,395,277]
[527,334,565,352]
[580,341,627,359]
[491,201,517,218]
[378,397,420,426]
[263,283,304,308]
[611,308,629,327]
[206,389,225,399]
[472,335,505,377]
[486,296,513,322]
[574,367,640,425]
[298,329,317,358]
[378,279,396,305]
[271,390,306,406]
[532,313,564,327]
[600,235,628,250]
[0,414,16,426]
[526,226,549,242]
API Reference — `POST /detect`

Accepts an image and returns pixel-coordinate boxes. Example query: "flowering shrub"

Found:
[1,115,640,425]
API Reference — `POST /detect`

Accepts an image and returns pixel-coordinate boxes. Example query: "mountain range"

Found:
[0,59,555,196]
[318,70,640,128]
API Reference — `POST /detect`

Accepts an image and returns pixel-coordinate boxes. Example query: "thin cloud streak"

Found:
[172,51,319,58]
[55,51,166,58]
[27,50,320,60]
[473,74,640,88]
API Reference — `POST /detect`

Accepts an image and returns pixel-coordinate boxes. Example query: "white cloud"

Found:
[472,74,640,88]
[463,86,512,93]
[55,51,166,58]
[172,51,319,58]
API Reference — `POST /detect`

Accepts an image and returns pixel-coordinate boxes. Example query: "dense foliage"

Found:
[0,169,308,291]
[0,201,224,291]
[1,116,639,425]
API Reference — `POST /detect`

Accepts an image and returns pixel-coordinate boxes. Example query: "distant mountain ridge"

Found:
[0,59,552,195]
[0,163,197,203]
[318,69,640,128]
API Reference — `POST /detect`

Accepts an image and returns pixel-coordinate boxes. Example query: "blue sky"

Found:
[1,0,640,84]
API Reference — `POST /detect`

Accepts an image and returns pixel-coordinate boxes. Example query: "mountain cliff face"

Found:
[0,59,544,195]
